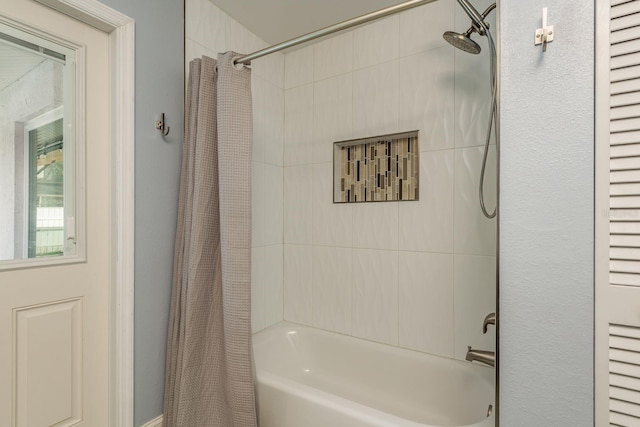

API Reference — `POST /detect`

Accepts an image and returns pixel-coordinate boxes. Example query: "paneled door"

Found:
[0,0,111,425]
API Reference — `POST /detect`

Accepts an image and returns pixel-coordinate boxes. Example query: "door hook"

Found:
[534,7,554,52]
[156,113,170,136]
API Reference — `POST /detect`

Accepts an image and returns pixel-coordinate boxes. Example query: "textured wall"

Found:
[88,0,184,425]
[499,1,594,425]
[282,0,498,364]
[185,0,285,333]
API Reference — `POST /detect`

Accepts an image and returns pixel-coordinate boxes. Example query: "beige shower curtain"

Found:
[163,52,257,427]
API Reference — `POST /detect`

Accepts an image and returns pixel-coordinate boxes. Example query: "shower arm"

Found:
[457,1,496,35]
[462,3,497,37]
[456,0,487,34]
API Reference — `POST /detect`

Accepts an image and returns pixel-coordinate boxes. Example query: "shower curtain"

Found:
[163,52,257,427]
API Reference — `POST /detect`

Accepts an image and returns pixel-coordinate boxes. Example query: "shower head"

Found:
[444,2,495,54]
[443,31,481,54]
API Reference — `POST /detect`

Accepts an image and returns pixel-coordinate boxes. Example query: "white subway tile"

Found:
[314,32,353,81]
[230,19,264,55]
[399,0,454,57]
[251,76,267,163]
[399,150,454,253]
[285,46,314,89]
[453,147,497,256]
[353,61,399,137]
[189,0,253,56]
[312,246,352,334]
[353,15,399,69]
[267,0,498,365]
[453,0,497,150]
[284,166,313,244]
[185,39,216,63]
[453,255,496,360]
[251,246,266,333]
[313,74,353,164]
[251,161,266,247]
[454,46,495,149]
[352,202,399,250]
[284,244,313,325]
[264,81,285,166]
[264,164,284,245]
[312,163,353,247]
[264,244,284,327]
[186,0,219,49]
[399,47,455,152]
[253,51,285,89]
[284,84,314,166]
[399,251,454,357]
[352,249,399,345]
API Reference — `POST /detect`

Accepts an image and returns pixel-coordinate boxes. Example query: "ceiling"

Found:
[208,0,410,46]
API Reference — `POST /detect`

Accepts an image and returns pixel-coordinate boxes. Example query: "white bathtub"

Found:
[253,322,494,427]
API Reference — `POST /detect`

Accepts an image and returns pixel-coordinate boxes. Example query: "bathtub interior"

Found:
[254,322,494,427]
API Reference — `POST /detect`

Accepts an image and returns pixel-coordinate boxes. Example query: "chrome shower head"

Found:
[444,3,495,55]
[443,31,481,54]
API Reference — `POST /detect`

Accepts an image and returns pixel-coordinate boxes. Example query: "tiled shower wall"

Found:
[187,0,497,361]
[282,0,497,361]
[186,0,285,332]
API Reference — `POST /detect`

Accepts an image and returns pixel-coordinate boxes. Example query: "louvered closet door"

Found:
[596,1,640,425]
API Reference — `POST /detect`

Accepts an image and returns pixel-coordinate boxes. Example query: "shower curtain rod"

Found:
[233,0,438,65]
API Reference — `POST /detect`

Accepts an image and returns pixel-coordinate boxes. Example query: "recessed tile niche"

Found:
[334,131,419,203]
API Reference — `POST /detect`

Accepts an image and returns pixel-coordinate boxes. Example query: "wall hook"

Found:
[535,7,554,52]
[156,113,170,136]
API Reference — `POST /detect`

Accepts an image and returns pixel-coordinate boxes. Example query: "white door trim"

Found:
[33,1,135,426]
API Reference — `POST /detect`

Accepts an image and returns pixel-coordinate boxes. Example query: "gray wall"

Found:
[499,1,594,426]
[96,0,184,425]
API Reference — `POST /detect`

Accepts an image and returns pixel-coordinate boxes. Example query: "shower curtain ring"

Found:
[156,113,170,136]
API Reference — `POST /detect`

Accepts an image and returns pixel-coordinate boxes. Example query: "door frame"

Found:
[594,0,608,423]
[33,0,135,425]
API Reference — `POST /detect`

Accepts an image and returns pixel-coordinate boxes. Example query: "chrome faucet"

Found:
[465,312,496,367]
[465,346,495,367]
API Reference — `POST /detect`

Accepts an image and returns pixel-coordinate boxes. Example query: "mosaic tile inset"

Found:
[334,131,419,203]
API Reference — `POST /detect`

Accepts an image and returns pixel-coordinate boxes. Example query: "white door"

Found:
[0,0,111,425]
[595,0,640,425]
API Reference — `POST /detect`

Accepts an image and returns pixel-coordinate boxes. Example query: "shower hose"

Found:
[479,29,497,219]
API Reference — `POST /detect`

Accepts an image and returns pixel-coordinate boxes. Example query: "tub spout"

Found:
[465,346,495,367]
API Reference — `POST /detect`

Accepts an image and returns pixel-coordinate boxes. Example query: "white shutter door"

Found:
[596,1,640,425]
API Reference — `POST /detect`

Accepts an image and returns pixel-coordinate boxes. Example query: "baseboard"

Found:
[141,415,163,427]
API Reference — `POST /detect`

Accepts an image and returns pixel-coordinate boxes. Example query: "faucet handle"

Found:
[482,312,496,334]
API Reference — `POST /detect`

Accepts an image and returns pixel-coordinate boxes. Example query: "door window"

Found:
[0,17,80,267]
